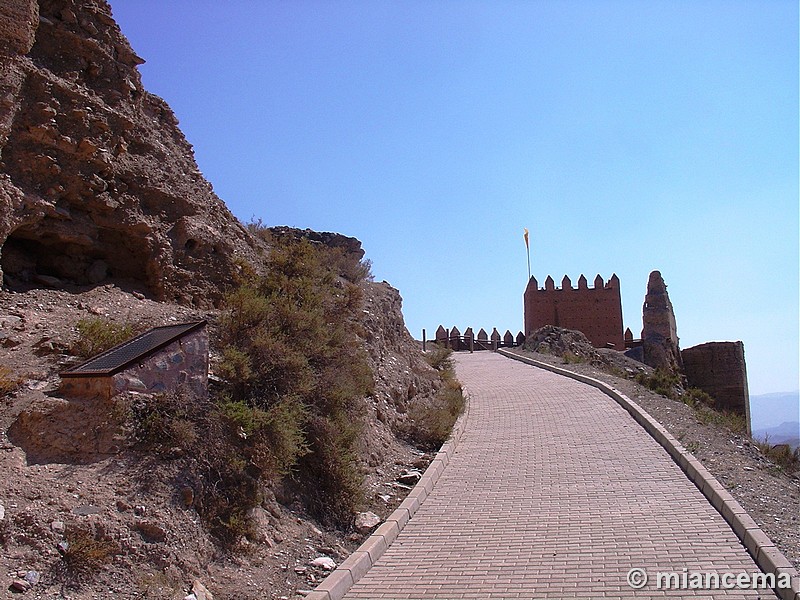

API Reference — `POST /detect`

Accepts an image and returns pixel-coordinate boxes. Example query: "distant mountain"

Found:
[752,421,800,449]
[749,391,799,430]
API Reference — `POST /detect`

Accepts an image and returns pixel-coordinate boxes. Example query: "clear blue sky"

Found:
[110,1,798,396]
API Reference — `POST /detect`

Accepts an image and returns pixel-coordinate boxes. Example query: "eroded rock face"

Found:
[0,0,262,306]
[359,280,438,434]
[641,270,682,373]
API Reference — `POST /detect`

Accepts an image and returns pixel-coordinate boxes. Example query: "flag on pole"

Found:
[524,228,531,279]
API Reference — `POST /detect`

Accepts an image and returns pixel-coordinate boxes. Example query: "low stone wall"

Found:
[111,327,208,399]
[59,376,114,401]
[60,327,209,400]
[681,341,750,434]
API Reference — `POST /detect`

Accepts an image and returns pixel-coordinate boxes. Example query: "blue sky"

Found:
[110,1,798,397]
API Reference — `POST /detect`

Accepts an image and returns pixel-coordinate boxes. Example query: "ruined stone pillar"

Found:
[641,270,682,373]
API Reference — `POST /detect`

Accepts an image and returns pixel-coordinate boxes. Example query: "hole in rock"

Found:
[1,223,151,292]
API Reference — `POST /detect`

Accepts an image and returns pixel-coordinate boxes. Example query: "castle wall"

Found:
[523,274,624,349]
[681,341,750,433]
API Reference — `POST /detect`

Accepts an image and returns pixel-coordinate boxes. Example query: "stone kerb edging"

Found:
[305,388,473,600]
[498,349,800,600]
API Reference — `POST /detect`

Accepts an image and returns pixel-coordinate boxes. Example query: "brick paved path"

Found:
[344,352,768,599]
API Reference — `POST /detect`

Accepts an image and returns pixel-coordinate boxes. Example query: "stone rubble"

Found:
[354,511,381,533]
[396,469,422,486]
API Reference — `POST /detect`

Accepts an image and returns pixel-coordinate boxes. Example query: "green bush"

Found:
[71,317,136,358]
[220,395,310,480]
[424,346,454,372]
[216,237,374,528]
[635,369,681,399]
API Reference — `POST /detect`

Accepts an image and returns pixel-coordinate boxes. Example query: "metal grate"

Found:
[62,320,206,377]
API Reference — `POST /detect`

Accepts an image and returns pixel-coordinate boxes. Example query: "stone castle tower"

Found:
[523,274,624,349]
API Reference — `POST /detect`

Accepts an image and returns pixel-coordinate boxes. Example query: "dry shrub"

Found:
[127,388,261,545]
[129,388,200,450]
[424,346,454,372]
[70,317,136,358]
[404,375,465,451]
[635,368,682,400]
[755,437,800,474]
[126,234,375,541]
[216,236,373,528]
[59,524,119,581]
[682,387,715,408]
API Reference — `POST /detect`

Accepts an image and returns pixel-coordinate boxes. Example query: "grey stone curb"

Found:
[498,348,800,600]
[305,384,473,600]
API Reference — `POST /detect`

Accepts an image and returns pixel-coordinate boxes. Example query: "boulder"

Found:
[354,511,381,533]
[310,556,336,571]
[397,469,422,486]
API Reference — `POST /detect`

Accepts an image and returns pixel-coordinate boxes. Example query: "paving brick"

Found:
[340,353,768,599]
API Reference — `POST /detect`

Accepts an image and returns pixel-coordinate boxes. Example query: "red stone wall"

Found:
[524,274,625,349]
[681,341,750,433]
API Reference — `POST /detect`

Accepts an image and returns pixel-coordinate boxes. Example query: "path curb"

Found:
[499,348,800,600]
[305,384,472,600]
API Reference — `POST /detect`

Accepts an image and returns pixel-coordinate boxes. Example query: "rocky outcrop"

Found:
[359,280,438,437]
[641,270,682,373]
[524,325,603,364]
[267,226,365,260]
[0,0,262,306]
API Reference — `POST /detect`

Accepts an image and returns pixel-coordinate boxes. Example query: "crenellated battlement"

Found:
[526,273,620,293]
[524,273,624,349]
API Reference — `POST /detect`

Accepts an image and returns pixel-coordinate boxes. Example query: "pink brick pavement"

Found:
[344,352,771,599]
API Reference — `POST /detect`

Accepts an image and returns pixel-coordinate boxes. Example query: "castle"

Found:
[523,271,750,433]
[523,274,625,349]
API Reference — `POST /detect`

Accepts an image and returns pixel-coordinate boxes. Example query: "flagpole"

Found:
[527,247,531,280]
[524,228,531,280]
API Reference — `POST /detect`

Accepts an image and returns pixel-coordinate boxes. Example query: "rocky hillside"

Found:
[0,0,262,306]
[0,2,449,598]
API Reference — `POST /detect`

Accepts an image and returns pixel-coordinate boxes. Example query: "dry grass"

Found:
[0,365,21,396]
[58,525,119,581]
[755,436,800,474]
[70,317,137,358]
